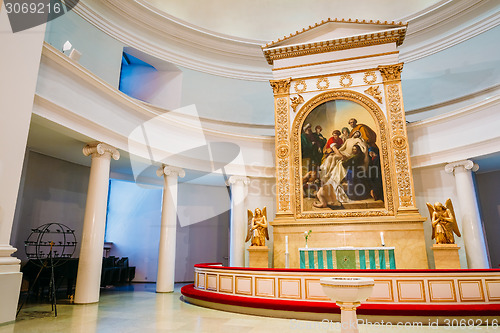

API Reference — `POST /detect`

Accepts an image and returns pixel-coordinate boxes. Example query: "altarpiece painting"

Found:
[300,99,385,212]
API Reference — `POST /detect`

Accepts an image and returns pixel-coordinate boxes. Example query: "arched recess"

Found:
[291,90,395,219]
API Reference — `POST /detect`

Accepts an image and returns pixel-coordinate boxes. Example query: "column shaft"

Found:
[228,176,249,267]
[156,166,184,292]
[446,161,489,268]
[454,166,489,268]
[75,143,119,303]
[0,8,46,323]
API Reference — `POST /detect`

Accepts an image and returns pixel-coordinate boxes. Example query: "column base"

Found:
[432,244,461,269]
[0,271,22,324]
[248,246,269,268]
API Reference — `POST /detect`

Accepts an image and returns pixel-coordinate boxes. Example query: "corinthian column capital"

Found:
[378,63,404,82]
[83,142,120,160]
[156,165,185,178]
[270,78,291,95]
[445,160,479,174]
[227,175,250,186]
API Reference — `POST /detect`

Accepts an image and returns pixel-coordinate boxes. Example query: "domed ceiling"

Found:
[144,0,442,41]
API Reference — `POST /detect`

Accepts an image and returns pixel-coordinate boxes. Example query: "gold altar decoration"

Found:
[290,94,304,112]
[426,199,461,244]
[246,207,269,246]
[262,18,428,269]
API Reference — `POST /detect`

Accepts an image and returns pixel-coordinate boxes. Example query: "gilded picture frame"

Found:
[292,90,395,218]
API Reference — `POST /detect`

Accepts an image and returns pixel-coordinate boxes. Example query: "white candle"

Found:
[285,236,289,253]
[380,232,385,246]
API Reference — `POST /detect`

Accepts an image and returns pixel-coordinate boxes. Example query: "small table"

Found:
[299,247,396,269]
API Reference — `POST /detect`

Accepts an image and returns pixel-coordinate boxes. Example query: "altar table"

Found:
[299,247,396,269]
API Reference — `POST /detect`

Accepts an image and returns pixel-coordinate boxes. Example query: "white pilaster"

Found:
[74,143,120,304]
[227,175,250,267]
[156,165,185,292]
[0,7,46,324]
[445,160,489,268]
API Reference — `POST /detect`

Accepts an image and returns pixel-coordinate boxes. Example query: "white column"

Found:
[0,8,46,324]
[156,165,185,293]
[445,160,489,268]
[227,176,250,267]
[74,143,120,304]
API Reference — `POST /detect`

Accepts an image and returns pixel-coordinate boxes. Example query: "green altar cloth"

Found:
[299,247,396,269]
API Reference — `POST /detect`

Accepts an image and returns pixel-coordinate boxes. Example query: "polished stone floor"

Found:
[1,283,499,332]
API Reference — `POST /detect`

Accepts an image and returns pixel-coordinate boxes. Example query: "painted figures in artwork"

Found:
[300,100,385,211]
[301,123,323,167]
[246,207,269,246]
[426,199,461,244]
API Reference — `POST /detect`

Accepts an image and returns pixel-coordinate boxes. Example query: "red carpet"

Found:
[181,284,500,316]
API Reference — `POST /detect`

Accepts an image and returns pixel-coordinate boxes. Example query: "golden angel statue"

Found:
[245,207,269,246]
[426,199,461,244]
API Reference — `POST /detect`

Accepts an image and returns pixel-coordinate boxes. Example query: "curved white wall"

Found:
[44,1,500,127]
[25,0,500,273]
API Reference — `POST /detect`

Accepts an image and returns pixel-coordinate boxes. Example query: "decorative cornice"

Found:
[263,18,407,49]
[444,160,479,174]
[408,94,500,129]
[263,32,406,66]
[407,93,499,170]
[272,51,400,72]
[71,0,499,80]
[157,165,186,178]
[33,95,276,179]
[406,83,500,116]
[227,175,250,186]
[399,0,500,62]
[83,142,120,160]
[72,0,272,81]
[40,43,274,141]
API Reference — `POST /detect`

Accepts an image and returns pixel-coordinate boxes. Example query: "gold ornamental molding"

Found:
[290,95,304,112]
[383,80,415,209]
[262,18,407,65]
[286,69,383,95]
[264,36,403,65]
[272,51,399,72]
[294,80,307,93]
[291,90,395,219]
[275,96,292,213]
[363,71,377,85]
[378,61,416,210]
[272,77,294,213]
[316,77,330,90]
[339,74,353,88]
[364,86,383,104]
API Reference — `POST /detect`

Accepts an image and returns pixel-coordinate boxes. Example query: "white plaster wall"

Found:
[34,47,276,179]
[176,182,230,277]
[120,64,183,111]
[475,170,500,269]
[412,164,468,268]
[11,151,89,262]
[105,180,162,282]
[245,177,277,267]
[402,25,500,119]
[44,9,124,88]
[105,180,230,283]
[179,66,274,125]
